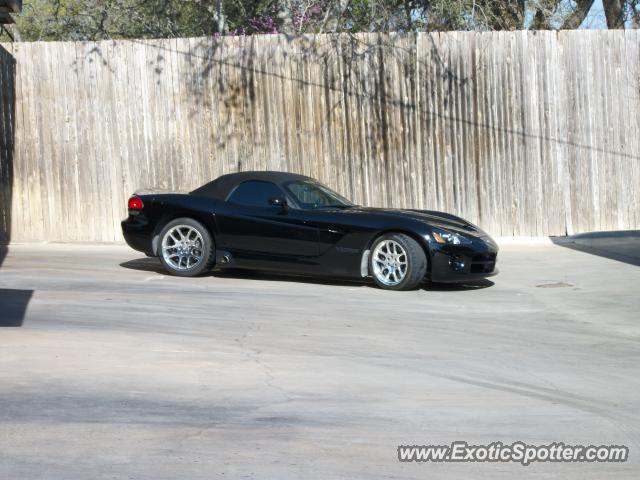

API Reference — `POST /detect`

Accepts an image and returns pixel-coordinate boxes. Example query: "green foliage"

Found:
[9,1,213,40]
[1,0,637,42]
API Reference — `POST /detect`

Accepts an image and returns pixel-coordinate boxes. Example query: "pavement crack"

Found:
[235,320,293,402]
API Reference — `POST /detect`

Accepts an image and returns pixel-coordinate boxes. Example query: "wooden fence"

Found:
[0,31,639,242]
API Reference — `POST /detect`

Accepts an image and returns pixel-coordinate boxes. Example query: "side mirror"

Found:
[269,197,288,210]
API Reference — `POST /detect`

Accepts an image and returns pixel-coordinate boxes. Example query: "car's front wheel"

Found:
[369,233,427,290]
[158,218,215,277]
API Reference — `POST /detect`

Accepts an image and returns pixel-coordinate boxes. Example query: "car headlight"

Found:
[431,229,472,246]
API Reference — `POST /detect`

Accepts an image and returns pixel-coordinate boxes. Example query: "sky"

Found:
[580,0,608,29]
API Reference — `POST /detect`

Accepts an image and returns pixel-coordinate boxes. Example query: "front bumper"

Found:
[428,237,498,283]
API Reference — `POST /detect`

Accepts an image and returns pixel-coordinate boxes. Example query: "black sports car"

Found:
[122,171,498,290]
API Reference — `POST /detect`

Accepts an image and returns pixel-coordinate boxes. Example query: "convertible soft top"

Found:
[190,171,312,201]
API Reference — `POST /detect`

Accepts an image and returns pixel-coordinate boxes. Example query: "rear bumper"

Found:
[122,217,154,255]
[428,241,498,283]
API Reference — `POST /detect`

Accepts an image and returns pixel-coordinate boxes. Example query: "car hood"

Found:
[342,206,485,235]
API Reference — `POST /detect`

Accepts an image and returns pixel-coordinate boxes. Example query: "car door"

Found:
[298,208,374,276]
[215,180,319,263]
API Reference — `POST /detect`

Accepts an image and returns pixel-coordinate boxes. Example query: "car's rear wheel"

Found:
[158,218,215,277]
[369,233,427,290]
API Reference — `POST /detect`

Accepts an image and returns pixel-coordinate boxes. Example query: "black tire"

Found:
[157,217,215,277]
[369,233,427,291]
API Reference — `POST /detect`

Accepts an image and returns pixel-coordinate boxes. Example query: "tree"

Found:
[603,0,625,27]
[561,0,596,29]
[2,0,638,43]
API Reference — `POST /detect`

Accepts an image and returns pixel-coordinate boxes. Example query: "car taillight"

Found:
[128,196,144,210]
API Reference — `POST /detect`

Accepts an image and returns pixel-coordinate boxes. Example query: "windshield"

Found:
[285,180,353,210]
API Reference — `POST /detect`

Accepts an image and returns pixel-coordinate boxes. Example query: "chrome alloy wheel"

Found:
[161,225,205,271]
[371,239,408,286]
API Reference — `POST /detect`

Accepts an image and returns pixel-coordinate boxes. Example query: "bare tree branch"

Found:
[560,0,595,29]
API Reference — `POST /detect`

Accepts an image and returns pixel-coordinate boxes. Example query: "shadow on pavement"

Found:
[0,288,34,327]
[211,268,366,288]
[551,231,640,267]
[423,279,494,291]
[120,257,165,274]
[120,257,365,287]
[120,257,494,291]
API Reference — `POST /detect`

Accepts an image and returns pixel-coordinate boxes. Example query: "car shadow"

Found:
[551,230,640,267]
[120,257,494,291]
[210,268,366,287]
[120,257,166,274]
[120,257,366,287]
[422,279,495,291]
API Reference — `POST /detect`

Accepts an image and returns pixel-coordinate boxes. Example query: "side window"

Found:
[226,181,284,207]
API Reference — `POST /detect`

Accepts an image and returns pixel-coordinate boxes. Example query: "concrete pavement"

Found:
[0,242,639,479]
